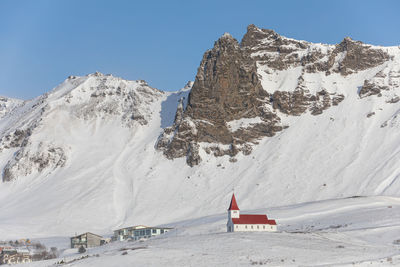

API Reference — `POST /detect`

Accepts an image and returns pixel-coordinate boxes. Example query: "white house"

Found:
[113,225,172,241]
[226,193,277,232]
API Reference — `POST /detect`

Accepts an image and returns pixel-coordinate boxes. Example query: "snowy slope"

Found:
[0,33,399,249]
[26,196,400,266]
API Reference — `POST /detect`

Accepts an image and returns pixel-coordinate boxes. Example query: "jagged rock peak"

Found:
[214,32,240,50]
[336,36,364,51]
[221,32,234,39]
[241,24,280,48]
[156,25,283,165]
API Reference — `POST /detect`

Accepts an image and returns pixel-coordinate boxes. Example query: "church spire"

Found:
[228,193,240,211]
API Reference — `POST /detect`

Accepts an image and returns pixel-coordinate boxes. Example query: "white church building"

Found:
[226,194,277,232]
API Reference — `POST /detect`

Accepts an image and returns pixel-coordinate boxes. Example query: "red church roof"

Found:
[232,214,276,225]
[228,194,239,211]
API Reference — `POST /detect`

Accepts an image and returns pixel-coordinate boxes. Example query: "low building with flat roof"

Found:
[113,225,172,241]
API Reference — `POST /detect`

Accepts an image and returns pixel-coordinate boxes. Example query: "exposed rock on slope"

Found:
[359,65,400,101]
[0,96,23,119]
[158,25,394,166]
[241,24,390,75]
[3,143,66,182]
[271,89,345,116]
[157,33,283,164]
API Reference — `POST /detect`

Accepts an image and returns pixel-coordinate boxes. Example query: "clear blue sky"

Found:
[1,0,399,99]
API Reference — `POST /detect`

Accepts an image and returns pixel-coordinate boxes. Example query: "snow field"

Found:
[25,196,400,266]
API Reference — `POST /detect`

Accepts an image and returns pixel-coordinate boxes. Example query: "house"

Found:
[70,232,104,248]
[0,248,32,265]
[113,225,173,241]
[226,193,277,232]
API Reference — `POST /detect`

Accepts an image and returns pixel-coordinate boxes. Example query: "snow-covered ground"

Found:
[25,196,400,266]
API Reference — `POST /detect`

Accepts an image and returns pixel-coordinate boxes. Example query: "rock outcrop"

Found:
[242,24,390,75]
[3,143,67,182]
[157,25,394,166]
[271,89,344,116]
[156,33,283,164]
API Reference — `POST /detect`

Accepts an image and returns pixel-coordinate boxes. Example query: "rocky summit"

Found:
[156,32,282,166]
[157,24,399,166]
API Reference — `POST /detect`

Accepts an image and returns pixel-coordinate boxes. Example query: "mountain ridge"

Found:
[0,25,399,239]
[157,24,399,165]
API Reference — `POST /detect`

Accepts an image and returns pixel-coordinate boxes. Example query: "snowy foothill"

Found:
[26,196,400,266]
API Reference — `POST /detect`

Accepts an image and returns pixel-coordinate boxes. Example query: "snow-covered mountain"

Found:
[0,25,400,242]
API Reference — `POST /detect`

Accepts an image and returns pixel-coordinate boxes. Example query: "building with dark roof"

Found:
[70,232,104,248]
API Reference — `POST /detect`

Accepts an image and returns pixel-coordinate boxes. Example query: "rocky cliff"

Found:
[157,33,282,166]
[157,24,399,166]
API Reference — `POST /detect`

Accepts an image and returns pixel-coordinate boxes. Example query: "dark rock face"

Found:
[242,25,313,71]
[359,79,389,98]
[331,38,390,75]
[157,33,283,163]
[156,25,392,166]
[186,33,263,123]
[272,89,344,116]
[242,24,390,76]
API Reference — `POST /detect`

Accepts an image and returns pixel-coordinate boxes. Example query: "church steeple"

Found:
[228,194,240,221]
[228,193,240,211]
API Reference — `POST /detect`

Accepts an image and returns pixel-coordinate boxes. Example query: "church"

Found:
[226,193,277,232]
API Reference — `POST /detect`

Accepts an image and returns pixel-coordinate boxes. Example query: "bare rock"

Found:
[157,32,283,165]
[272,89,344,116]
[2,144,67,182]
[359,80,389,98]
[331,37,390,75]
[186,142,201,167]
